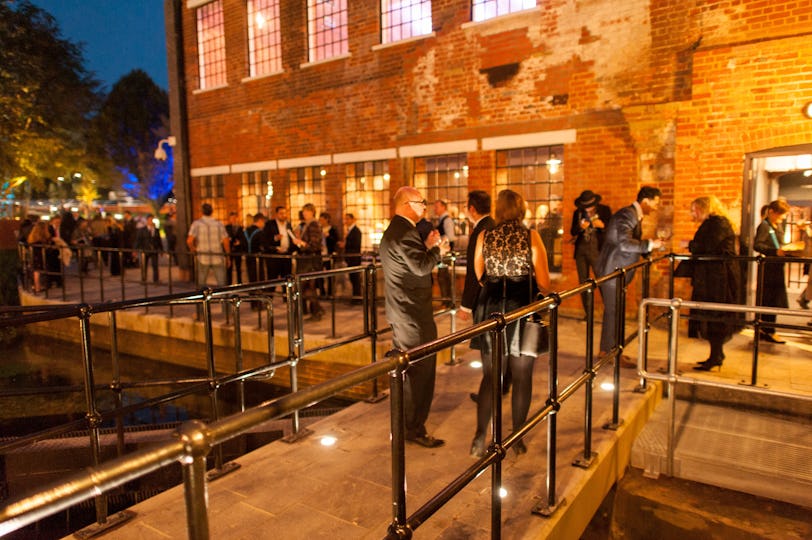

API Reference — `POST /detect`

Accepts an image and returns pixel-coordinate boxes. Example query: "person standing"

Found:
[292,203,325,321]
[687,196,741,370]
[225,212,244,285]
[318,212,339,297]
[753,199,792,344]
[380,187,448,448]
[264,206,295,295]
[571,190,611,316]
[187,203,230,288]
[434,199,456,308]
[135,214,163,283]
[339,213,363,302]
[243,213,266,309]
[597,186,663,365]
[470,189,550,458]
[459,190,495,334]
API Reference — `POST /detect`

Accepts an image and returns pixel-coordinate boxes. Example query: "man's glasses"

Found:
[405,199,427,207]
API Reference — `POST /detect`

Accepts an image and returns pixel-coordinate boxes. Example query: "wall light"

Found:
[803,101,812,119]
[154,136,177,161]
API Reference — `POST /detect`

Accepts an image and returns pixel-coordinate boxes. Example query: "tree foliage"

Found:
[93,69,173,211]
[0,0,106,198]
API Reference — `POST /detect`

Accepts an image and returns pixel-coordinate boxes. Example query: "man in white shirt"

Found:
[187,203,230,288]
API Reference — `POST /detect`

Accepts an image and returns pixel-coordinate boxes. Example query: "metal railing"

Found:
[5,249,809,538]
[637,297,812,478]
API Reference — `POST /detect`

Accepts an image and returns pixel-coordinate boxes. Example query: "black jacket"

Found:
[461,215,495,311]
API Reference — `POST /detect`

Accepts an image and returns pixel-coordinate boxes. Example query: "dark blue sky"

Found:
[31,0,168,91]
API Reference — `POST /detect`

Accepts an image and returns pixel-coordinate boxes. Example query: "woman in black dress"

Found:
[470,189,550,457]
[687,196,741,371]
[753,199,791,344]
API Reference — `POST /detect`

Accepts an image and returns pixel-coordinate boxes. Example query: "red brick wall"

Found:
[179,0,812,313]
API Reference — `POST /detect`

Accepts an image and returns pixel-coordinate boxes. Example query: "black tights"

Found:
[474,354,535,439]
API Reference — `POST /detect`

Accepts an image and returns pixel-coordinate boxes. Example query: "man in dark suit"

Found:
[318,212,339,296]
[225,212,244,285]
[571,190,612,316]
[459,190,494,323]
[339,213,363,302]
[380,186,448,448]
[597,186,663,365]
[263,206,295,295]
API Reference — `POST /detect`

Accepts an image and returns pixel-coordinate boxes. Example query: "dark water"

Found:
[0,334,348,539]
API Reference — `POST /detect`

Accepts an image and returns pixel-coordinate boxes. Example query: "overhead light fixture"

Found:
[546,154,562,174]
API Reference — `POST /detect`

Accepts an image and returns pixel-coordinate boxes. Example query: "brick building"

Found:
[164,0,812,300]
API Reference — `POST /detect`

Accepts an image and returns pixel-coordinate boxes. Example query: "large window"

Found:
[247,0,282,77]
[240,170,273,220]
[413,154,468,237]
[495,145,564,272]
[307,0,348,62]
[289,166,327,219]
[381,0,433,44]
[472,0,536,22]
[344,161,391,251]
[196,0,227,89]
[198,175,227,221]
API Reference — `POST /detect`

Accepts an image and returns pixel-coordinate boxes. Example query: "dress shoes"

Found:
[406,434,445,448]
[758,332,785,344]
[798,298,810,310]
[618,355,637,369]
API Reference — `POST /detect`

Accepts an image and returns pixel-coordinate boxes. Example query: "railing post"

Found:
[97,249,105,303]
[232,297,245,412]
[666,302,680,477]
[490,316,504,538]
[446,253,458,366]
[78,305,108,525]
[283,275,311,442]
[751,255,765,386]
[387,349,410,539]
[574,282,597,468]
[109,311,126,457]
[533,295,563,517]
[366,265,387,403]
[178,420,211,540]
[637,259,652,392]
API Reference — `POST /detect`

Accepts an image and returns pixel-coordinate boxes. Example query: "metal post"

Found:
[98,250,105,303]
[367,265,387,403]
[387,350,409,539]
[178,420,211,540]
[78,306,108,525]
[233,297,245,412]
[490,320,504,538]
[110,311,125,457]
[447,254,458,365]
[574,282,597,468]
[282,276,311,442]
[751,256,765,386]
[637,261,651,392]
[604,271,625,430]
[666,303,680,477]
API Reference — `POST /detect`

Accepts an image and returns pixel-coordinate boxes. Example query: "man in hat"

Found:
[571,190,612,316]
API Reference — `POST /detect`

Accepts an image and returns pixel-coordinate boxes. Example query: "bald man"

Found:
[380,186,449,448]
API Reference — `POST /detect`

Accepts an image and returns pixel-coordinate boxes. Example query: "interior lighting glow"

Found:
[320,435,337,446]
[499,487,508,498]
[113,213,124,220]
[804,170,812,177]
[255,13,266,28]
[319,168,327,176]
[470,360,483,369]
[600,381,615,392]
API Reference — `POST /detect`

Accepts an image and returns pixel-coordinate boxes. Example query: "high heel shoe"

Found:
[513,440,527,456]
[470,435,486,458]
[695,353,725,365]
[693,358,723,371]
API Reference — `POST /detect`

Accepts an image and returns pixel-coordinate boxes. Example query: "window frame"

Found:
[307,0,349,63]
[195,0,228,90]
[247,0,283,78]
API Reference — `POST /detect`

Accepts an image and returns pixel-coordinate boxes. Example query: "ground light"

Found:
[320,435,337,447]
[470,360,483,369]
[499,487,508,498]
[599,381,615,392]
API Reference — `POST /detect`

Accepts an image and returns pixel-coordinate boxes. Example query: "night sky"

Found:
[30,0,169,91]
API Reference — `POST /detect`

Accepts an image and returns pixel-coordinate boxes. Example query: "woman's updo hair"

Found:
[494,189,526,224]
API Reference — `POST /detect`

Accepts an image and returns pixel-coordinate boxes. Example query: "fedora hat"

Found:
[575,190,601,209]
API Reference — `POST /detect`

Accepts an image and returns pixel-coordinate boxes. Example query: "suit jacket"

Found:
[596,204,649,278]
[264,219,294,254]
[325,225,339,254]
[570,203,612,256]
[344,225,362,266]
[379,215,442,325]
[461,215,495,311]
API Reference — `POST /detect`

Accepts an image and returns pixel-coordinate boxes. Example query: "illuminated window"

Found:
[289,167,327,218]
[247,0,282,77]
[344,161,390,250]
[196,0,227,89]
[240,170,273,218]
[307,0,348,62]
[495,145,564,272]
[381,0,433,44]
[198,175,227,221]
[472,0,536,22]
[413,154,468,237]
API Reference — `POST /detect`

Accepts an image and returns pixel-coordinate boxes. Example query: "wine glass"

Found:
[656,227,671,251]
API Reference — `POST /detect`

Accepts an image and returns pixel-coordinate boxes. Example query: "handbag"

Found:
[519,229,550,356]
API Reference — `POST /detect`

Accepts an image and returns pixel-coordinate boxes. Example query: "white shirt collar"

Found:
[632,201,644,221]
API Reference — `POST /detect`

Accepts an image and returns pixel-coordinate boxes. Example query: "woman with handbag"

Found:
[470,189,550,458]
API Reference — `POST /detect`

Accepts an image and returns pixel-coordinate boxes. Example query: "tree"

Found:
[0,0,107,204]
[93,70,173,212]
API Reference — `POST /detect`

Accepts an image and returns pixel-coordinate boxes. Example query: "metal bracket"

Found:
[206,461,241,481]
[73,510,136,539]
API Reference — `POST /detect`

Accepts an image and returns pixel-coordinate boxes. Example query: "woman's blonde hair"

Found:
[27,221,51,244]
[692,196,728,219]
[494,189,526,224]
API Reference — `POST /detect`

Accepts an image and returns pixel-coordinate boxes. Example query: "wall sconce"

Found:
[803,102,812,119]
[154,136,177,160]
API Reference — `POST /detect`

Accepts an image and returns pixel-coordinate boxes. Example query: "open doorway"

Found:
[741,144,812,306]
